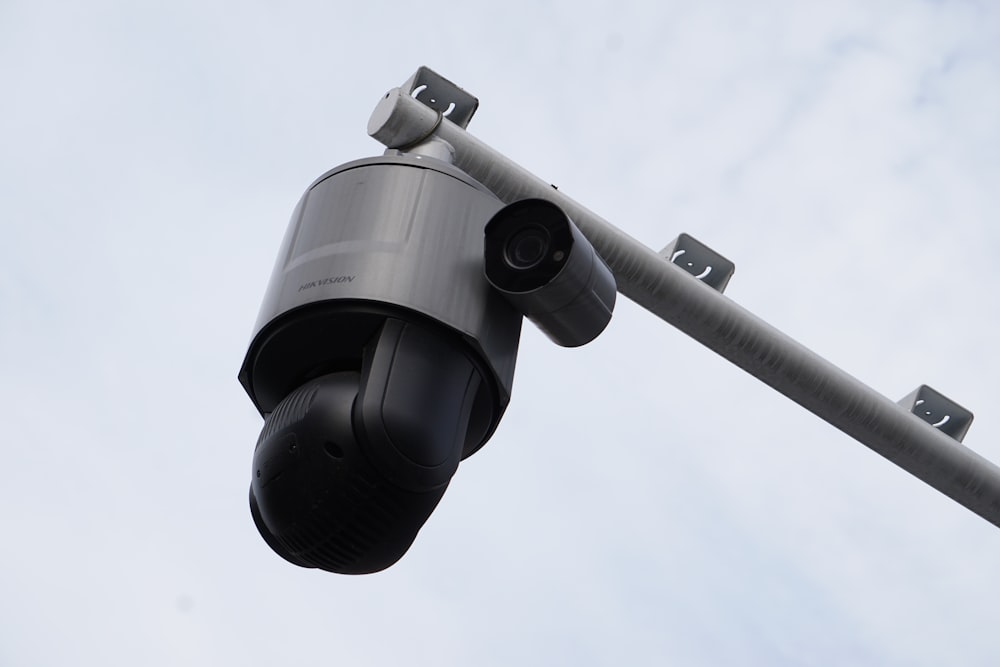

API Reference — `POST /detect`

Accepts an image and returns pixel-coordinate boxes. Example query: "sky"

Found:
[2,0,999,664]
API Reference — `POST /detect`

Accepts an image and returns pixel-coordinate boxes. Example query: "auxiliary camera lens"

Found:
[504,226,550,270]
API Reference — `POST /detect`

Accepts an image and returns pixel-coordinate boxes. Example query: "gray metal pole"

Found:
[369,87,1000,529]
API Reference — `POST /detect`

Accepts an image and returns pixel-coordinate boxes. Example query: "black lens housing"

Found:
[485,200,574,293]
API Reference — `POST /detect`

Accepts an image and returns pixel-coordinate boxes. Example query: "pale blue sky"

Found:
[2,1,999,665]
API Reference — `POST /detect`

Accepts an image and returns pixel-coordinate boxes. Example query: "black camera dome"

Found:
[250,371,448,574]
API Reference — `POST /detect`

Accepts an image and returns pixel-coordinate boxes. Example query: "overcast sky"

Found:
[3,0,1000,665]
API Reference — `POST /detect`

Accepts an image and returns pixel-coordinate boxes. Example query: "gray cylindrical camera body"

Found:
[240,154,522,458]
[484,198,616,348]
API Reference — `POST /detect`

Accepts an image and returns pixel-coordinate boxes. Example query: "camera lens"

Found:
[504,226,550,270]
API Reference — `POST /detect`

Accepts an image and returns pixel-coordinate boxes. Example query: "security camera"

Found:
[239,154,522,574]
[484,198,616,347]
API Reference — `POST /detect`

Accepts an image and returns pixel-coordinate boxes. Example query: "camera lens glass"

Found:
[504,225,550,270]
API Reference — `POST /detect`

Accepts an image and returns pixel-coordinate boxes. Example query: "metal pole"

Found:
[368,87,1000,528]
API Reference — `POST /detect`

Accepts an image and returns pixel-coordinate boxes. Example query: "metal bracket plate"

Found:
[659,233,735,293]
[898,385,974,443]
[401,67,479,129]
